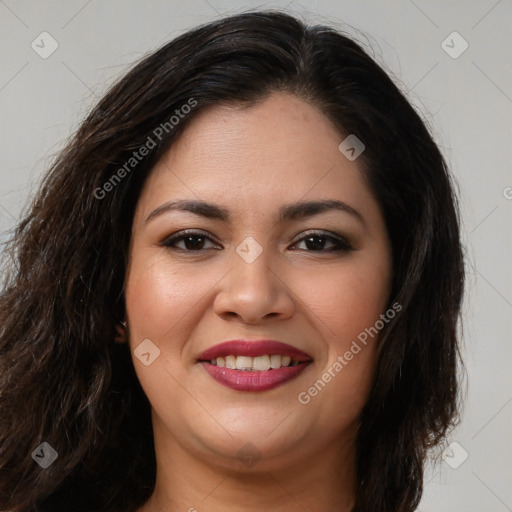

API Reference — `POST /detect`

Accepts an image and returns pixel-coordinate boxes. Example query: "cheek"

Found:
[124,251,234,378]
[294,256,391,347]
[124,252,207,345]
[125,258,195,372]
[124,254,210,409]
[291,254,391,414]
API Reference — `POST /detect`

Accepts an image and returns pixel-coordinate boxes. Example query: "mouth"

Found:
[197,339,313,392]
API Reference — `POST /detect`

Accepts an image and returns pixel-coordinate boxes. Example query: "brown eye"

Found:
[291,231,353,252]
[162,230,221,252]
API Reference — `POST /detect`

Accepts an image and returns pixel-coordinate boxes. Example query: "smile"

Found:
[197,339,313,392]
[209,354,302,370]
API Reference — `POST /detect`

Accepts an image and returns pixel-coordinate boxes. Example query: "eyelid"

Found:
[291,229,348,243]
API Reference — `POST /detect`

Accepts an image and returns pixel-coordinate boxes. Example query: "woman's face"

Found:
[125,92,392,471]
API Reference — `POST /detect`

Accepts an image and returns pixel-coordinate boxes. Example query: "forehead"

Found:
[135,92,375,221]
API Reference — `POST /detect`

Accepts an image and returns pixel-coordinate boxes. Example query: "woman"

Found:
[0,10,465,512]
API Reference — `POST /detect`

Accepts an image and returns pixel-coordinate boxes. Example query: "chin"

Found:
[189,415,310,469]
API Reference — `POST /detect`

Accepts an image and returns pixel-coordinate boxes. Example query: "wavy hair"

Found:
[0,10,464,512]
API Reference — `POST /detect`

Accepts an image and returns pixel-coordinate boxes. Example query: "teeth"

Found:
[253,355,271,371]
[209,354,303,370]
[236,356,253,370]
[270,354,281,369]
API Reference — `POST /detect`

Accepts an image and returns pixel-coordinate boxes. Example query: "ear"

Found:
[114,321,127,343]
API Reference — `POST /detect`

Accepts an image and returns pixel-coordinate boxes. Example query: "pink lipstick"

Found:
[197,339,313,392]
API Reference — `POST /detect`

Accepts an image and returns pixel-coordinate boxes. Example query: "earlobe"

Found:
[114,321,127,343]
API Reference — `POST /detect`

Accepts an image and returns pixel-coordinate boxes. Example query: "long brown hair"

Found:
[0,10,465,512]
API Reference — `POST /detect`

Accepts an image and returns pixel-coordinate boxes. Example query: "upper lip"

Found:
[197,339,313,362]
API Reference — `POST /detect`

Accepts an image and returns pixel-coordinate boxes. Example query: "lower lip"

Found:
[200,362,310,392]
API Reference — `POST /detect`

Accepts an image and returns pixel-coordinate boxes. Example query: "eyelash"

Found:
[160,229,353,253]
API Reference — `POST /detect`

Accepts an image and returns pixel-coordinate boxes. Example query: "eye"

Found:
[161,229,353,253]
[161,230,221,252]
[290,231,353,252]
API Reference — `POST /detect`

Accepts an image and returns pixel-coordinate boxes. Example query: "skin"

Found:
[124,92,393,512]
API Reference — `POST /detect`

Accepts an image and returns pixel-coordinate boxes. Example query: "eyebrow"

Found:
[145,198,365,225]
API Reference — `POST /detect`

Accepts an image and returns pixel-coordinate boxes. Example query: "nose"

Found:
[213,246,295,325]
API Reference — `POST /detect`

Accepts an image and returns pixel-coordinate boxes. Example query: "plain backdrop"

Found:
[0,1,511,511]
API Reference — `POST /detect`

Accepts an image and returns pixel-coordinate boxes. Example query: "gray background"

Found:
[1,1,511,510]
